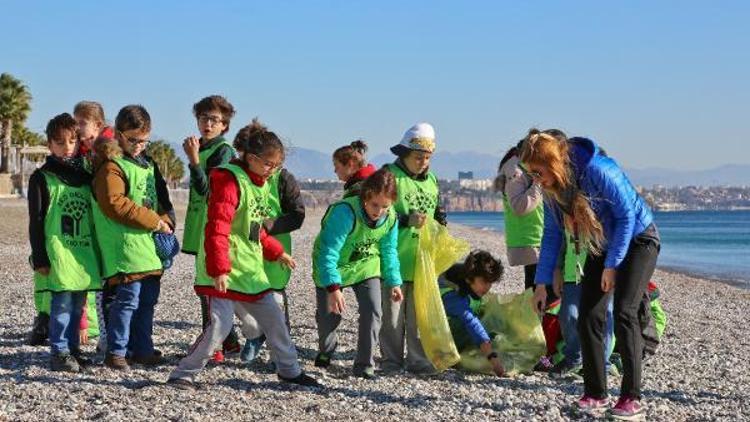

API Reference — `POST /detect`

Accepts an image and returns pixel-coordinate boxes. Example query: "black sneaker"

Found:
[28,314,49,346]
[314,352,332,368]
[548,359,583,380]
[51,353,81,373]
[353,366,376,379]
[71,350,93,368]
[166,378,196,390]
[279,372,322,388]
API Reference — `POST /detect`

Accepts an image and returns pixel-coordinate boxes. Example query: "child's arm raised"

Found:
[27,170,50,274]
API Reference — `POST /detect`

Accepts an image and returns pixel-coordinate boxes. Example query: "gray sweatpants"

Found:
[316,278,381,370]
[379,282,434,372]
[169,295,301,381]
[241,291,287,338]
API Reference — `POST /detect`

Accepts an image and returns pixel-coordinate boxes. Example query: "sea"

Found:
[447,210,750,288]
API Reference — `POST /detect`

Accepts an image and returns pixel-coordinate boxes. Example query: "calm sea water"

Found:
[447,210,750,287]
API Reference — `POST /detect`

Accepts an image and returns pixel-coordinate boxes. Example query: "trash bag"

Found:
[458,290,546,376]
[414,218,470,371]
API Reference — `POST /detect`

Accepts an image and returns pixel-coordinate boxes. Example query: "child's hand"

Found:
[491,357,506,378]
[79,328,89,345]
[531,285,547,316]
[213,274,229,293]
[407,212,427,228]
[156,219,173,234]
[390,286,403,302]
[479,341,493,356]
[182,136,200,165]
[601,268,616,293]
[36,267,50,276]
[328,289,346,314]
[278,253,296,270]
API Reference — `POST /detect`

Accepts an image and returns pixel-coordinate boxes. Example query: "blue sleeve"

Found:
[591,164,636,269]
[379,218,402,287]
[314,204,354,287]
[534,201,564,285]
[442,292,491,345]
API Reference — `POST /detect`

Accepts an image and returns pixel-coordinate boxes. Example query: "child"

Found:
[522,129,660,419]
[312,168,403,379]
[240,163,306,363]
[167,119,319,389]
[28,113,101,372]
[181,95,240,363]
[92,105,175,371]
[332,140,376,198]
[380,122,446,374]
[439,250,505,377]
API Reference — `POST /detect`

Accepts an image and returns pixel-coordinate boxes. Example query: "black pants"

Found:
[524,264,559,303]
[578,227,659,399]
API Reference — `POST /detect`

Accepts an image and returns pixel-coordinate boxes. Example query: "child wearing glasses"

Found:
[181,95,241,363]
[167,119,319,389]
[91,105,175,370]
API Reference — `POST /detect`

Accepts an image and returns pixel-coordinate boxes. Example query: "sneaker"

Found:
[548,360,583,380]
[353,366,376,379]
[104,353,130,371]
[608,364,621,378]
[314,352,332,368]
[50,353,81,373]
[166,377,195,391]
[575,394,609,411]
[71,350,93,367]
[28,314,50,346]
[223,341,242,356]
[610,353,624,373]
[608,396,644,420]
[533,355,554,372]
[279,372,322,388]
[129,352,164,366]
[240,335,266,363]
[211,350,225,364]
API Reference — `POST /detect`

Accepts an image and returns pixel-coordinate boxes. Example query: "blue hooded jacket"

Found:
[535,137,653,285]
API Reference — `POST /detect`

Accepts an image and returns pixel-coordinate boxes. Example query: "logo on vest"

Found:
[405,190,437,215]
[137,174,158,210]
[349,238,377,262]
[60,191,91,248]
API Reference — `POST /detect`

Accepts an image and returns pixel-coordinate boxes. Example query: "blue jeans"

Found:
[559,282,614,366]
[106,276,161,358]
[49,291,86,355]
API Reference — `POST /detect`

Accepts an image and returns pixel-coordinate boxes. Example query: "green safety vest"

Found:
[502,196,544,248]
[182,139,234,254]
[34,171,101,292]
[385,163,440,282]
[195,163,272,295]
[439,285,482,315]
[263,170,293,290]
[563,232,588,283]
[312,196,397,288]
[92,157,162,278]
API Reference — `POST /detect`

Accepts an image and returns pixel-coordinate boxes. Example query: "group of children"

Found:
[26,97,665,420]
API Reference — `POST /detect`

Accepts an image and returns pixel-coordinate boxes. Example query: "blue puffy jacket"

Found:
[535,137,653,285]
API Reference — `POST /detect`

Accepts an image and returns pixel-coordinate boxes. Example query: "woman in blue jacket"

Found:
[519,129,660,420]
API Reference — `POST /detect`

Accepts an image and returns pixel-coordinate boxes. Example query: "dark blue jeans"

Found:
[106,276,161,358]
[559,282,614,366]
[49,291,86,355]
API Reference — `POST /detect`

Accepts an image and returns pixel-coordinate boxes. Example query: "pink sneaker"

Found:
[211,350,225,364]
[575,394,609,411]
[608,396,644,420]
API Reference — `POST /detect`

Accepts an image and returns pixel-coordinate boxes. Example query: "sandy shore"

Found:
[0,198,748,421]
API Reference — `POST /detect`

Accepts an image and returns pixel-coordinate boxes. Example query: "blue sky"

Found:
[2,0,748,169]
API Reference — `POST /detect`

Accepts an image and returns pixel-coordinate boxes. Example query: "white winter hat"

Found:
[390,122,436,156]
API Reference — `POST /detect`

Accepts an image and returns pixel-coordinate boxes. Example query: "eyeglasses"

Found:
[249,153,282,171]
[125,136,149,145]
[198,114,224,125]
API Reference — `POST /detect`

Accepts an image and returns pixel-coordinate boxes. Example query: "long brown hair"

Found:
[359,168,398,202]
[519,128,605,254]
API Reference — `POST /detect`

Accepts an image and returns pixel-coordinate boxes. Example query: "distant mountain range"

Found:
[259,146,750,187]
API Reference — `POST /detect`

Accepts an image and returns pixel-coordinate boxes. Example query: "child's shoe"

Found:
[533,355,554,372]
[240,335,265,363]
[71,350,93,368]
[211,350,225,364]
[548,359,582,380]
[166,377,196,391]
[314,352,332,368]
[575,394,609,412]
[129,352,164,366]
[607,396,645,420]
[279,372,322,388]
[51,353,81,373]
[223,340,242,357]
[104,353,130,371]
[28,313,49,346]
[353,366,376,379]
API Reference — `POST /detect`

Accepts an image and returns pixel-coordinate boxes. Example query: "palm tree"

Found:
[0,73,32,173]
[146,140,185,188]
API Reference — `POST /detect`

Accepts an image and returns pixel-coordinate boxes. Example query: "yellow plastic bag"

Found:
[458,290,546,376]
[414,218,470,371]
